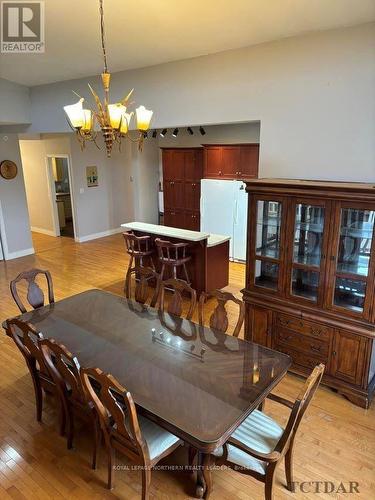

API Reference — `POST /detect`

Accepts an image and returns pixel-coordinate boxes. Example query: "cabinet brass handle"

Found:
[332,350,337,356]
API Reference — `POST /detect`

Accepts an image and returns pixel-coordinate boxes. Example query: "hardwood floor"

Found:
[0,232,374,499]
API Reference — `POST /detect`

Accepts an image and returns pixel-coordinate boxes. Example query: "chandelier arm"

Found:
[125,131,144,143]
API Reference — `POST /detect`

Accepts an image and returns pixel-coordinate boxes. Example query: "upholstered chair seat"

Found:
[213,409,284,474]
[113,415,180,461]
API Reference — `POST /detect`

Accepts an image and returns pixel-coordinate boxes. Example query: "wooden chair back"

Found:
[275,363,325,454]
[80,367,149,462]
[123,231,153,257]
[10,268,54,314]
[6,318,49,377]
[198,290,245,337]
[125,266,160,307]
[155,238,189,263]
[159,278,197,320]
[39,338,84,405]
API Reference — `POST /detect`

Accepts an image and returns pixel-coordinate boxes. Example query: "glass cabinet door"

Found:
[331,206,374,315]
[288,202,326,303]
[253,199,283,291]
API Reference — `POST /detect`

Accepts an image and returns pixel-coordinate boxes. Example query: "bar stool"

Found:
[122,232,155,290]
[155,238,191,284]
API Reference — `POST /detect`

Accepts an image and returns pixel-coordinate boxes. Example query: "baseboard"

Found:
[75,227,123,243]
[31,226,57,237]
[5,247,35,260]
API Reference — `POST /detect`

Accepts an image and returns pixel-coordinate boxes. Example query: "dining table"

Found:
[3,289,291,499]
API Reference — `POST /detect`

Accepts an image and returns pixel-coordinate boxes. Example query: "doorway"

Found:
[46,155,76,238]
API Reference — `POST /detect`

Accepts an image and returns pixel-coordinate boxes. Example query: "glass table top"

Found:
[5,289,291,450]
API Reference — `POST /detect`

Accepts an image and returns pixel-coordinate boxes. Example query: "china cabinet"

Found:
[243,179,375,408]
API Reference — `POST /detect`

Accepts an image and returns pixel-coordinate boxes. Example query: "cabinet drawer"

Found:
[276,313,331,342]
[275,328,329,359]
[275,345,325,371]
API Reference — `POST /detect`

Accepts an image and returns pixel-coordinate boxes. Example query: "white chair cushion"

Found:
[138,415,180,461]
[212,409,284,475]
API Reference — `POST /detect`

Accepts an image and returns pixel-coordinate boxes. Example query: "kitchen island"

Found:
[121,222,230,294]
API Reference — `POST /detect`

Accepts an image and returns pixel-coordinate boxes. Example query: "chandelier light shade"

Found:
[63,0,153,157]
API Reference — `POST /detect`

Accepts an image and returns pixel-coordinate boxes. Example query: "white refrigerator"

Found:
[200,179,248,261]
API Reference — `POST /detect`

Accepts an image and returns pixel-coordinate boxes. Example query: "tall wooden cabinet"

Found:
[162,148,203,231]
[243,179,375,408]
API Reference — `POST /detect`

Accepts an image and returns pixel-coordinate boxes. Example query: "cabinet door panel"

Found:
[326,202,375,320]
[204,148,223,178]
[285,199,331,307]
[185,150,203,180]
[331,330,367,386]
[164,209,185,229]
[184,181,200,211]
[184,210,200,231]
[163,180,184,209]
[162,150,185,181]
[239,145,259,178]
[222,147,240,178]
[248,196,287,295]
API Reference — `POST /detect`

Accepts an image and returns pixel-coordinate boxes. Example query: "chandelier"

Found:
[63,0,153,157]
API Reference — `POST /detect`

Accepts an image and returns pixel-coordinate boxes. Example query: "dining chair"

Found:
[211,364,325,500]
[39,338,100,469]
[198,290,245,337]
[5,318,59,426]
[10,268,55,313]
[159,278,197,320]
[124,265,160,307]
[80,367,182,496]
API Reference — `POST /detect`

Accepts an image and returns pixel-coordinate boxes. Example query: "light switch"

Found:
[79,188,84,194]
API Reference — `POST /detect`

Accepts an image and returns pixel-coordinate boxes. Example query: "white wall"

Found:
[158,122,260,148]
[28,23,375,182]
[0,134,33,258]
[0,78,30,125]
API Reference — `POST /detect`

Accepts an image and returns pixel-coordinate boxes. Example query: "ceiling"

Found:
[1,0,374,86]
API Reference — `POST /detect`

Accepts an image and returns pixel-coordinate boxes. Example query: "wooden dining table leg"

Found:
[195,452,212,499]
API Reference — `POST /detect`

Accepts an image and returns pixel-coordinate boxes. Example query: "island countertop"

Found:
[121,222,230,248]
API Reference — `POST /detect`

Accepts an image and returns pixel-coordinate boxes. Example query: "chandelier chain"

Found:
[99,0,108,73]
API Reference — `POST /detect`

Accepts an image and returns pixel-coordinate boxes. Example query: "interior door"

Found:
[325,201,375,319]
[285,198,331,307]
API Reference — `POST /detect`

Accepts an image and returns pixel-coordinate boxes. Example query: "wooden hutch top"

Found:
[245,178,375,200]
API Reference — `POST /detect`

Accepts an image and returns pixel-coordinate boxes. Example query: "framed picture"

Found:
[86,166,98,187]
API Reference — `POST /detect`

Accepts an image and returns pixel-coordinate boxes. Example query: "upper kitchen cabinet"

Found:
[203,144,259,180]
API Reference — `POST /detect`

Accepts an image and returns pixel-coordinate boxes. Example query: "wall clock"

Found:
[0,160,18,180]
